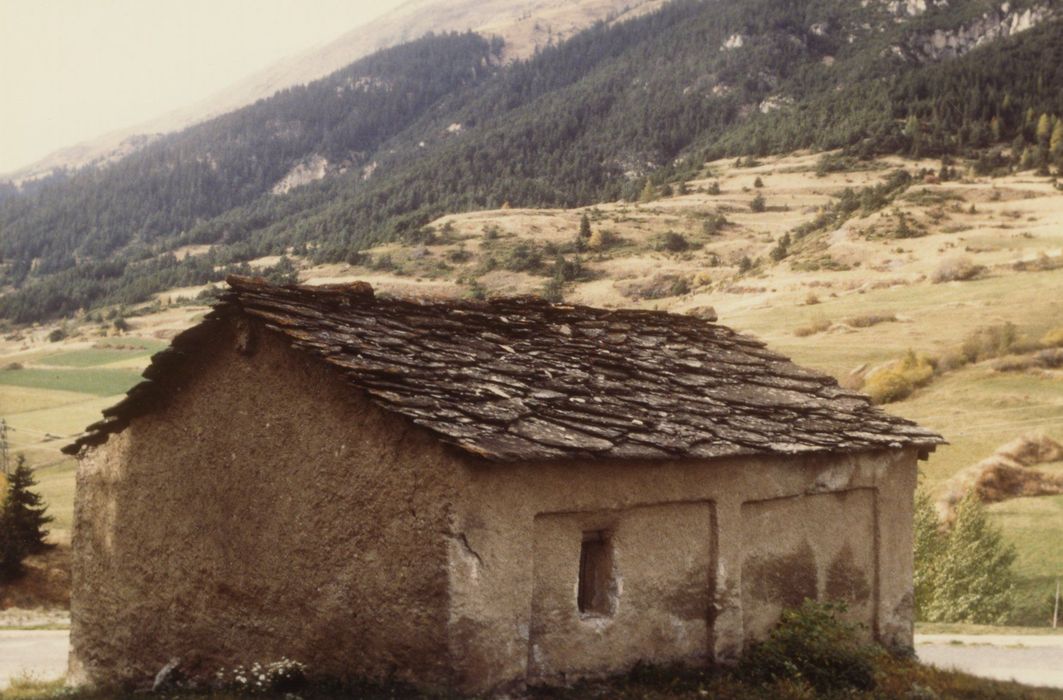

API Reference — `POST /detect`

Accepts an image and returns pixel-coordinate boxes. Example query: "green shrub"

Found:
[702,212,728,235]
[739,600,879,694]
[655,231,690,252]
[502,242,544,273]
[670,276,691,296]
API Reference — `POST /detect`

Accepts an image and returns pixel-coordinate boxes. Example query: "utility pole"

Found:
[1054,579,1060,630]
[0,418,8,477]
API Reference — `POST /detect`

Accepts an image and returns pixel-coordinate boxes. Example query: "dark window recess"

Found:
[578,530,614,615]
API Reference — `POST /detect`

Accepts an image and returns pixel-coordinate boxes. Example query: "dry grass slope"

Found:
[2,151,1061,624]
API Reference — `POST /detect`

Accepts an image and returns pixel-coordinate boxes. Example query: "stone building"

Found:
[65,276,942,693]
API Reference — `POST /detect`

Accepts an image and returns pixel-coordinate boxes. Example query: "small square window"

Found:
[578,530,614,615]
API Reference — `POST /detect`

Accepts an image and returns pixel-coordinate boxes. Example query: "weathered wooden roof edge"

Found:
[63,276,945,461]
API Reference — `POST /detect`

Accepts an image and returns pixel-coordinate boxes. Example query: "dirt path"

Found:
[0,630,68,690]
[916,634,1063,689]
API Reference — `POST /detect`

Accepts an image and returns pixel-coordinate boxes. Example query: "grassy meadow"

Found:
[1,152,1061,625]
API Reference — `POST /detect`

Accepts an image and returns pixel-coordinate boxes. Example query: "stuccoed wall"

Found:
[69,320,463,688]
[445,447,918,692]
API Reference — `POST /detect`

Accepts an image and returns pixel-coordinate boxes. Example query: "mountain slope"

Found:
[2,0,665,184]
[2,0,1062,323]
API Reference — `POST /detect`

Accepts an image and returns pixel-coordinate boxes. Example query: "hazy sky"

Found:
[0,0,408,174]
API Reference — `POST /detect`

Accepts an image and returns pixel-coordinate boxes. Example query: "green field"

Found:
[40,345,163,369]
[0,367,143,396]
[1,340,153,542]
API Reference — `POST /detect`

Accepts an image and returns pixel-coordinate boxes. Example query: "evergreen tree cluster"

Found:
[2,0,1063,323]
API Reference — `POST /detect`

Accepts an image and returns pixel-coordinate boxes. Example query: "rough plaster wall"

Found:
[70,320,463,688]
[445,449,918,692]
[527,503,715,679]
[741,489,876,640]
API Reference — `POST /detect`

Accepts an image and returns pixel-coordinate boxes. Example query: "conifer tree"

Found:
[578,212,592,239]
[1050,120,1063,165]
[904,114,922,157]
[638,180,656,203]
[3,456,52,557]
[1036,113,1053,144]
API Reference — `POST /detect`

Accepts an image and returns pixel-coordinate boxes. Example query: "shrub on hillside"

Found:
[845,312,898,328]
[1041,326,1063,348]
[750,193,767,212]
[863,351,935,404]
[655,231,690,253]
[739,601,879,694]
[794,318,831,337]
[588,229,620,250]
[702,212,728,235]
[932,256,985,283]
[961,322,1019,363]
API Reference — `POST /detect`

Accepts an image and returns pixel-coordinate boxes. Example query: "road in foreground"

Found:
[0,630,68,690]
[916,634,1063,690]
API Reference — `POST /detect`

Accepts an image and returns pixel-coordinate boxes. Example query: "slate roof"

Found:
[64,276,944,461]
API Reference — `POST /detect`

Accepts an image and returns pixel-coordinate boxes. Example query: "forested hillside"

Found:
[2,0,1062,323]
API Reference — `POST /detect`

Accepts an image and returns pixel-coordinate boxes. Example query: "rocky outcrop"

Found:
[270,154,329,195]
[906,4,1053,61]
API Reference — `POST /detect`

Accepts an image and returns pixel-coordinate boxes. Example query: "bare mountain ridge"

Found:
[3,0,663,184]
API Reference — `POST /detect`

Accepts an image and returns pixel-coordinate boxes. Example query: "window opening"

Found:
[578,530,614,615]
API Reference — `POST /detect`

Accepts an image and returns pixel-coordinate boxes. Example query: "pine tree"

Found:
[924,492,1017,624]
[905,114,922,157]
[1050,120,1063,165]
[750,193,767,213]
[638,180,656,203]
[1036,113,1053,144]
[3,456,52,557]
[578,212,592,239]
